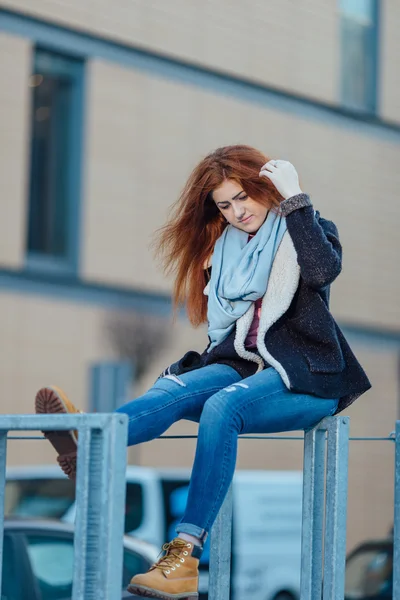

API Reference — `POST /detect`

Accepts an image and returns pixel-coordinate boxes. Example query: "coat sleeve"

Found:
[156,351,202,382]
[280,193,342,290]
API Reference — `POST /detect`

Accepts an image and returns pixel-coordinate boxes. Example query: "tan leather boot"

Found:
[35,385,83,480]
[127,537,201,599]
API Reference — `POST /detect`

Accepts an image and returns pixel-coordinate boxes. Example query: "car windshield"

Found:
[345,544,393,599]
[12,531,153,599]
[6,478,145,533]
[5,478,76,519]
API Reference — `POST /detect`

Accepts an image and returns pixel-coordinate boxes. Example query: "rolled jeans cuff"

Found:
[175,522,208,543]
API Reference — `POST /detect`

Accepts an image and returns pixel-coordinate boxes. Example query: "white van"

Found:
[5,465,303,600]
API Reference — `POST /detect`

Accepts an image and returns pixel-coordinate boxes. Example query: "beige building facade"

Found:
[0,2,399,549]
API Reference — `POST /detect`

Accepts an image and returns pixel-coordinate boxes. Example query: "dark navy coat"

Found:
[163,194,371,414]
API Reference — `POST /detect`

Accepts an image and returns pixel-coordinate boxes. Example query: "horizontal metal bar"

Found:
[0,414,116,431]
[6,434,396,441]
[7,436,46,440]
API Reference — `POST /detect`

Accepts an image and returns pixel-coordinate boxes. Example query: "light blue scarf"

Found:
[207,211,287,351]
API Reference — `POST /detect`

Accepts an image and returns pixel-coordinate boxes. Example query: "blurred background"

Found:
[0,0,399,581]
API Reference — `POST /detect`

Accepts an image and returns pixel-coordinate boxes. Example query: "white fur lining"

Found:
[235,231,300,388]
[234,303,265,373]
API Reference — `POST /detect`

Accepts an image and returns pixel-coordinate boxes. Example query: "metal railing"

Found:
[0,413,128,600]
[1,415,399,600]
[394,421,400,599]
[209,417,351,600]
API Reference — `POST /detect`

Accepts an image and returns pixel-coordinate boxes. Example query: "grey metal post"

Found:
[0,431,7,595]
[323,416,350,600]
[209,484,233,600]
[300,426,326,600]
[0,414,128,600]
[99,414,129,596]
[393,420,400,599]
[73,413,128,600]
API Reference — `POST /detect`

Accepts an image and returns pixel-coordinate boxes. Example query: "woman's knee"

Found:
[200,388,244,431]
[114,384,177,418]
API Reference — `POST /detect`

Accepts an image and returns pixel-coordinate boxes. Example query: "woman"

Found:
[35,145,371,600]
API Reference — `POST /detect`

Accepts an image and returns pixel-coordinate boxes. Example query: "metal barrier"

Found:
[394,420,400,600]
[302,416,350,600]
[0,415,398,600]
[0,413,128,600]
[209,417,350,600]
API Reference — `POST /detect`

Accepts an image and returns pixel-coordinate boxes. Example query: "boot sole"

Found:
[35,386,79,480]
[127,584,198,599]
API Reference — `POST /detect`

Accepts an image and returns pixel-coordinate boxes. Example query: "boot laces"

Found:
[153,539,190,572]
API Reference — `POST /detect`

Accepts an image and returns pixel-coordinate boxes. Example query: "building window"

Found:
[27,49,84,274]
[339,0,379,113]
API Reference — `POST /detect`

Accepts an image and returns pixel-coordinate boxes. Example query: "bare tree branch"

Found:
[105,311,170,381]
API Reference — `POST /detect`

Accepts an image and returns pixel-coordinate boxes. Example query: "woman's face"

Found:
[212,179,269,233]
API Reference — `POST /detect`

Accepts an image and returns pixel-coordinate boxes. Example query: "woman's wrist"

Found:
[282,188,303,200]
[280,193,312,217]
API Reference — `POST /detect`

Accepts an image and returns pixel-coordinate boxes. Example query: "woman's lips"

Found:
[240,215,253,224]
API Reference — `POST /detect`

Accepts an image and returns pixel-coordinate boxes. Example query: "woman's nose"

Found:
[233,203,245,219]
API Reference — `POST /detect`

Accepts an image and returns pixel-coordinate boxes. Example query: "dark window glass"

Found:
[345,543,393,598]
[5,478,76,519]
[122,549,152,587]
[23,531,151,596]
[339,0,379,113]
[27,49,83,267]
[5,477,142,532]
[161,479,190,542]
[24,534,75,600]
[124,483,144,533]
[2,534,22,600]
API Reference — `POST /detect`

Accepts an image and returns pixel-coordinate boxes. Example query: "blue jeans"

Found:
[116,364,338,542]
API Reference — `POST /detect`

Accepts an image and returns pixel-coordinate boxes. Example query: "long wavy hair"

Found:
[154,145,283,326]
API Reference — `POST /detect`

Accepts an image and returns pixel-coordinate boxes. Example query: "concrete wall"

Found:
[0,32,30,268]
[1,289,208,468]
[1,40,396,330]
[81,56,400,333]
[380,2,400,122]
[0,0,339,104]
[2,1,399,123]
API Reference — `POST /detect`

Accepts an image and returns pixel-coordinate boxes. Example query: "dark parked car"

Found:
[1,518,159,600]
[345,539,393,600]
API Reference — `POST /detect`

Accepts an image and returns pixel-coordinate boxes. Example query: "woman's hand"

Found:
[259,159,303,200]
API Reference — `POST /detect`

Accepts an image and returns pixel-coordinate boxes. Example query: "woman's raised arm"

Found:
[259,159,342,290]
[281,195,342,290]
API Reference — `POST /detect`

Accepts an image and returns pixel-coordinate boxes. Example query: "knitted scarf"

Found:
[207,211,287,351]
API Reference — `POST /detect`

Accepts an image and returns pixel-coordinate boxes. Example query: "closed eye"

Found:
[218,194,248,210]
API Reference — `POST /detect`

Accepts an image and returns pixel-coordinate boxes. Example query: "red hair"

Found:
[153,145,283,326]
